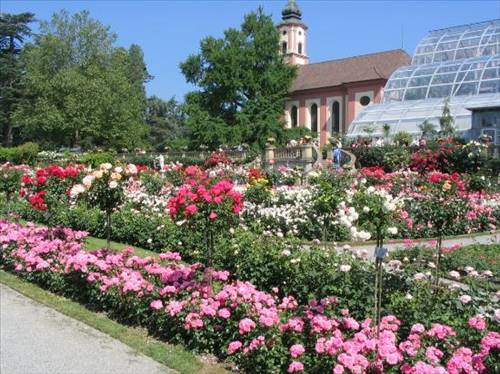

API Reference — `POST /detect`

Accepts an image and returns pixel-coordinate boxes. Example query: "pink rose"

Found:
[150,300,163,310]
[238,318,256,334]
[287,361,304,373]
[228,340,242,354]
[289,344,305,358]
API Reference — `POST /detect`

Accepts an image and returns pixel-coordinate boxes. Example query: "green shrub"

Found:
[279,127,314,146]
[0,142,39,164]
[80,151,116,167]
[351,146,385,168]
[382,147,411,172]
[392,131,413,146]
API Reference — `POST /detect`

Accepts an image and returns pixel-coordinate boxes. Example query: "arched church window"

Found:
[291,106,298,127]
[298,42,302,55]
[282,42,287,54]
[332,101,340,133]
[311,103,318,133]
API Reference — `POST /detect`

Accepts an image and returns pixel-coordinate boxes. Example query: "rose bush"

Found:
[1,221,498,374]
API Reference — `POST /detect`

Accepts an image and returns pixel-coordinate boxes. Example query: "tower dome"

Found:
[282,0,302,22]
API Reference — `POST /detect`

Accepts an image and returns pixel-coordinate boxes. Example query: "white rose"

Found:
[459,295,472,304]
[82,175,94,187]
[70,184,85,197]
[281,249,291,257]
[449,270,460,279]
[387,227,398,235]
[363,206,370,213]
[339,264,351,272]
[109,181,118,189]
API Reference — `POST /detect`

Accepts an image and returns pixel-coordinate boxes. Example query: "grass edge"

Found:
[0,269,228,374]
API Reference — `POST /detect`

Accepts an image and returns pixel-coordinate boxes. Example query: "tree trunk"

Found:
[3,112,13,147]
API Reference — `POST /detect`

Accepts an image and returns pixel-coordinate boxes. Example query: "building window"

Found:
[291,105,298,127]
[311,103,318,133]
[299,31,302,35]
[332,101,340,133]
[282,30,287,35]
[360,96,371,106]
[298,42,302,55]
[282,41,287,54]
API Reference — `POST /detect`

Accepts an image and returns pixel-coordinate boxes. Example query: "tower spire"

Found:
[277,1,308,65]
[282,0,302,21]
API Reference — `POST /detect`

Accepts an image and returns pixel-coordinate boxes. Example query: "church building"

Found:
[278,0,411,146]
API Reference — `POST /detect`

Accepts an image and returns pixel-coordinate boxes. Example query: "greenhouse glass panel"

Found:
[483,68,499,79]
[437,64,461,73]
[459,37,481,48]
[404,87,428,100]
[479,80,500,94]
[414,66,436,76]
[441,34,461,42]
[432,73,456,84]
[437,41,459,51]
[456,47,479,60]
[409,76,432,87]
[384,90,405,101]
[455,82,478,96]
[386,79,407,89]
[428,85,453,98]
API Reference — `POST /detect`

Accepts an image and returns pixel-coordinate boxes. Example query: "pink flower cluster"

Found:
[1,220,498,374]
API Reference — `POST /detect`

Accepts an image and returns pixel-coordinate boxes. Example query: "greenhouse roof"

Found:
[412,19,500,65]
[348,19,500,139]
[346,92,500,137]
[383,54,500,103]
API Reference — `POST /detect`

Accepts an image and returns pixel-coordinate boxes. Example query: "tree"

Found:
[382,124,391,144]
[146,96,188,151]
[14,10,149,150]
[439,98,455,137]
[0,12,35,146]
[418,120,437,140]
[180,8,296,150]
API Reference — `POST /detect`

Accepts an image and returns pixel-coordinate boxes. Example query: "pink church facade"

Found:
[278,1,411,146]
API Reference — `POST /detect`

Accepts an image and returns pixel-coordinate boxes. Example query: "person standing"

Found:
[332,142,342,168]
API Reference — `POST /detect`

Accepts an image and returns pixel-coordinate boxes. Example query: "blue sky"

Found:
[3,0,500,101]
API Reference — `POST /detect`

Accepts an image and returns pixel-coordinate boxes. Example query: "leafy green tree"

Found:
[180,8,296,150]
[439,98,455,137]
[146,96,188,150]
[14,10,149,150]
[418,120,437,140]
[0,12,35,146]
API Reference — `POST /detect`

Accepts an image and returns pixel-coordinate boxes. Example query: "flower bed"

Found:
[389,244,500,292]
[1,221,499,373]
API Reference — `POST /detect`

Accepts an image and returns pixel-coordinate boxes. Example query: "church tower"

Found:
[277,0,309,65]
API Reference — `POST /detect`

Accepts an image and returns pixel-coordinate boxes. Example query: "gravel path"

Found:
[348,231,500,259]
[0,284,176,374]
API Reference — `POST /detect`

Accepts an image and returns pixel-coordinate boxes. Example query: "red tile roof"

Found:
[291,49,411,92]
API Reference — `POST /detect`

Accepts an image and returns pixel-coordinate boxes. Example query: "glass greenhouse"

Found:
[347,19,500,140]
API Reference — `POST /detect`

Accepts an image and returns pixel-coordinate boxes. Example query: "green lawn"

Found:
[83,235,159,258]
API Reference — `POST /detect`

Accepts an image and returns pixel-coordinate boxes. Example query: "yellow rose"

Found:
[93,170,103,179]
[442,181,451,192]
[111,172,122,180]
